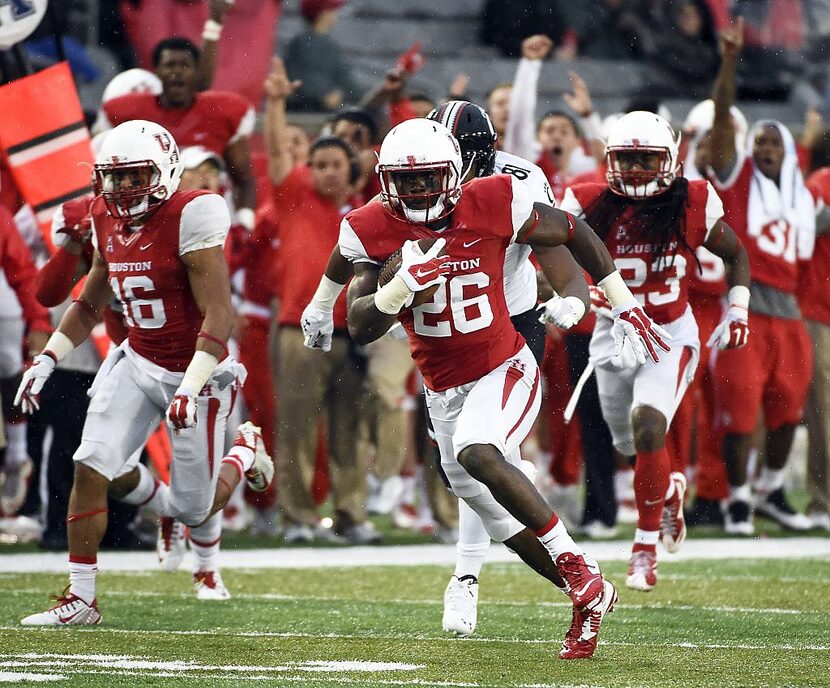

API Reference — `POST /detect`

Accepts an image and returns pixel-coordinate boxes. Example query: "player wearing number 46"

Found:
[14,120,274,626]
[343,117,673,660]
[562,111,750,591]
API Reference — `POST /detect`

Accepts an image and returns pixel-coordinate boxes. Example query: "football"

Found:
[378,238,444,307]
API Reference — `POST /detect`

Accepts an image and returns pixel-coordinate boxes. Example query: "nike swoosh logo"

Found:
[574,580,596,597]
[139,243,153,250]
[416,268,436,278]
[463,238,482,247]
[59,610,82,624]
[644,498,663,506]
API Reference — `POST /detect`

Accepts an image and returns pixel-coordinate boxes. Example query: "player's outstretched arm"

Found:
[301,248,355,351]
[518,203,671,362]
[168,246,236,430]
[703,219,751,350]
[533,244,590,329]
[346,262,399,345]
[709,16,743,180]
[14,249,113,413]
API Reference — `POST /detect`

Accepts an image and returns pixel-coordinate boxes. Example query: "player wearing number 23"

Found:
[560,111,751,591]
[341,118,669,659]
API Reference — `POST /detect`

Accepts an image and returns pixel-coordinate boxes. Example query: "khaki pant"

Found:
[276,327,366,527]
[805,319,830,514]
[364,337,414,480]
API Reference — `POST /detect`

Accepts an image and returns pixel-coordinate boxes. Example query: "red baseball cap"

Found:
[300,0,346,21]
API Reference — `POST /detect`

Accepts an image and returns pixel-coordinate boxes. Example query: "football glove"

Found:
[14,354,57,414]
[167,389,197,430]
[537,295,585,330]
[301,303,335,352]
[397,238,450,292]
[707,305,749,350]
[611,299,672,364]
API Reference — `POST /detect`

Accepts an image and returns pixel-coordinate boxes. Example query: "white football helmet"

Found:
[605,111,680,199]
[94,120,183,220]
[376,118,462,223]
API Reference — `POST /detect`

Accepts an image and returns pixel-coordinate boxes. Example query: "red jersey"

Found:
[100,91,254,158]
[91,190,230,371]
[562,180,722,324]
[689,246,727,298]
[714,158,812,294]
[800,168,830,324]
[340,174,530,391]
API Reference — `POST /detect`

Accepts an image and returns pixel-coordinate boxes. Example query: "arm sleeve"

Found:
[338,217,380,265]
[559,187,585,218]
[509,174,535,240]
[0,217,53,332]
[702,181,725,238]
[179,194,231,255]
[229,106,256,146]
[504,58,542,161]
[527,163,556,206]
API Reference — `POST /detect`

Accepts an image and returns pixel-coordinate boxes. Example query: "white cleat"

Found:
[157,517,188,572]
[234,422,274,492]
[193,570,231,600]
[21,591,101,626]
[626,550,658,592]
[442,575,479,636]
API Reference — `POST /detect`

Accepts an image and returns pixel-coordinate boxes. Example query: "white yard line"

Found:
[1,538,829,573]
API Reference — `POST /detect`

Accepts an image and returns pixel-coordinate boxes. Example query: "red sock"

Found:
[634,447,670,532]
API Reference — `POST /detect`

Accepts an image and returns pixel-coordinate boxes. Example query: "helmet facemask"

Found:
[379,160,460,224]
[94,159,166,220]
[605,146,676,199]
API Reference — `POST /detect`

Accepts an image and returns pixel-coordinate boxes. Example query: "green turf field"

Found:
[1,557,828,687]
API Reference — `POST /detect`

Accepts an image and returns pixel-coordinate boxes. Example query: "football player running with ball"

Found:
[561,111,750,592]
[15,121,273,625]
[341,118,667,659]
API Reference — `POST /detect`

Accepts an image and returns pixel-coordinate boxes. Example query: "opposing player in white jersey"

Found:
[341,118,673,660]
[427,101,590,636]
[15,121,273,625]
[298,102,591,637]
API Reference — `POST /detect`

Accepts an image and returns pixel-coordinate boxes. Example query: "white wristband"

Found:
[43,331,75,362]
[728,285,750,310]
[597,270,635,308]
[312,276,345,311]
[202,19,223,42]
[178,350,219,397]
[373,275,412,315]
[236,207,255,232]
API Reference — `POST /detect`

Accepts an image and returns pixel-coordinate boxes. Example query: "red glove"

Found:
[166,392,197,430]
[611,300,672,364]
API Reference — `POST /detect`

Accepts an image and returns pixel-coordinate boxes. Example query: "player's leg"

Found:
[625,327,699,591]
[716,315,768,535]
[447,347,616,658]
[754,320,813,530]
[21,354,160,625]
[804,319,830,529]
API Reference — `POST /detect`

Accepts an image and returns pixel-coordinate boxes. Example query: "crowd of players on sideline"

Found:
[2,18,830,569]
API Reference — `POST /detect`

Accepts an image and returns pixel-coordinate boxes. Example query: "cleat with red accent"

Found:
[193,570,231,600]
[661,472,687,553]
[626,549,658,591]
[234,422,274,492]
[157,517,188,572]
[555,552,604,611]
[559,579,618,660]
[21,590,101,626]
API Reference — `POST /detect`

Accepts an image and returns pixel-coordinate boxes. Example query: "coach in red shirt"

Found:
[250,58,378,545]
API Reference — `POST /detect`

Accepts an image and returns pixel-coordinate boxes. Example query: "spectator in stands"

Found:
[285,0,360,112]
[255,57,378,545]
[480,0,570,57]
[328,106,379,196]
[708,18,815,535]
[573,0,654,60]
[643,0,719,99]
[95,36,258,234]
